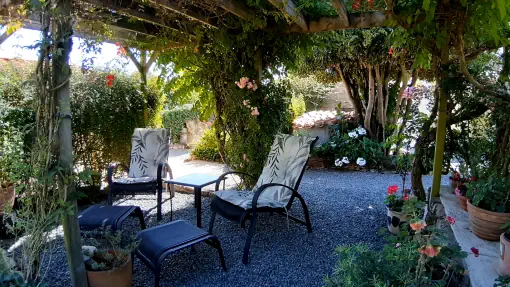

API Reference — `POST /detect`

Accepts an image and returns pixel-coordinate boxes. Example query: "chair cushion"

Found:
[215,190,286,210]
[113,177,157,184]
[128,128,170,178]
[252,134,315,207]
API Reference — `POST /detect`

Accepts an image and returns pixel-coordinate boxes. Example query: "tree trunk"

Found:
[335,64,363,124]
[53,0,88,286]
[365,65,375,138]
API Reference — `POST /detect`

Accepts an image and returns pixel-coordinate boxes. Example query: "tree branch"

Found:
[123,46,143,74]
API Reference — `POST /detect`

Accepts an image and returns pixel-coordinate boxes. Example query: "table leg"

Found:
[195,186,202,227]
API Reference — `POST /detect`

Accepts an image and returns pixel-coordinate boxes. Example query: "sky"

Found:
[0,28,139,74]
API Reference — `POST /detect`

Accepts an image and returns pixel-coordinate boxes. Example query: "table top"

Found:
[165,173,219,188]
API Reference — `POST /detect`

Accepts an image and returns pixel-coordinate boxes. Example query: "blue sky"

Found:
[0,28,139,73]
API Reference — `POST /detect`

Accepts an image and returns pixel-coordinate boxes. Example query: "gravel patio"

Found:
[43,171,444,287]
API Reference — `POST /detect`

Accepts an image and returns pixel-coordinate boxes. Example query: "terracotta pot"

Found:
[307,157,327,169]
[86,254,132,287]
[467,200,510,241]
[0,186,15,215]
[499,233,510,276]
[450,180,459,194]
[456,195,468,211]
[387,206,409,235]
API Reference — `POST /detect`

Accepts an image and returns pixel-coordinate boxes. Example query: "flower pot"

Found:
[450,180,459,194]
[86,254,132,287]
[498,233,510,276]
[387,206,409,235]
[467,200,510,241]
[0,186,15,215]
[307,157,327,169]
[456,195,468,211]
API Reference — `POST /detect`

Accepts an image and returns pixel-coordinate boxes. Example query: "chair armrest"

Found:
[215,171,257,191]
[108,163,129,185]
[251,183,296,212]
[157,162,175,193]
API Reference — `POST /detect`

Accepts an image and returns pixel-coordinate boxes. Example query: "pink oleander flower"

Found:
[236,77,250,89]
[447,216,456,225]
[251,107,259,116]
[243,154,249,162]
[419,245,441,257]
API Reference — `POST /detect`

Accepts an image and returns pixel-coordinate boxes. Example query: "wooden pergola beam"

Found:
[331,0,349,27]
[80,0,181,32]
[288,11,391,33]
[216,0,254,21]
[149,0,217,29]
[268,0,308,31]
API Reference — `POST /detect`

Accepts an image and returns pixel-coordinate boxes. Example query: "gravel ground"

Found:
[39,171,446,287]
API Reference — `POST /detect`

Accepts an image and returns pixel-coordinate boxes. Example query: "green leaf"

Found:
[422,0,431,11]
[497,0,506,19]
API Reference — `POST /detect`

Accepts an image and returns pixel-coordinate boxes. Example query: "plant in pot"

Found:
[385,185,413,235]
[82,229,139,287]
[449,169,462,194]
[467,173,510,241]
[454,184,469,211]
[0,122,24,215]
[499,224,510,276]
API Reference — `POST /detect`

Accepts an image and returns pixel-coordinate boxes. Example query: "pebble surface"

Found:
[40,171,443,287]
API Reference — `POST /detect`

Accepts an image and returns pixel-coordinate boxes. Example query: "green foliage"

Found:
[82,229,139,272]
[162,106,200,143]
[191,128,221,162]
[288,74,332,111]
[0,120,25,186]
[468,173,510,213]
[326,203,466,287]
[290,96,306,119]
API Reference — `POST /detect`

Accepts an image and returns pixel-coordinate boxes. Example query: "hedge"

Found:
[162,106,200,143]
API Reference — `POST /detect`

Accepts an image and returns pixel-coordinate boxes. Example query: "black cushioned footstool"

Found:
[78,205,146,231]
[135,220,227,286]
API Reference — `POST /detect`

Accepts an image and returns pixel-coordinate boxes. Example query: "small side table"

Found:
[166,173,218,227]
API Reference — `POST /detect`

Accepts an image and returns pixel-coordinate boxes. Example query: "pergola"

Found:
[0,1,450,286]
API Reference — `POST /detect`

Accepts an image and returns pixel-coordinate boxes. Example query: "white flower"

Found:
[330,142,337,148]
[342,157,350,164]
[348,131,357,138]
[356,157,366,167]
[334,158,343,167]
[356,126,367,136]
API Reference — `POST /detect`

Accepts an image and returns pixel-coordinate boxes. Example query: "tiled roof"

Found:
[293,110,356,129]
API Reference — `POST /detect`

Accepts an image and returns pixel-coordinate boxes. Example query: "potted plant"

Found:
[454,184,469,211]
[498,226,510,276]
[385,185,413,234]
[449,170,462,194]
[82,229,139,287]
[467,173,510,241]
[0,122,24,215]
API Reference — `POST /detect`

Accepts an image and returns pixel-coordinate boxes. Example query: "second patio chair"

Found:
[209,134,318,264]
[107,128,174,220]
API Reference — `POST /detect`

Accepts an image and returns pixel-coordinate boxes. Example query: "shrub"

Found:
[191,128,221,162]
[290,96,306,119]
[162,106,200,143]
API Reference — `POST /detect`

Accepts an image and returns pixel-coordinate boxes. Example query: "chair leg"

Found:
[208,211,216,234]
[208,237,227,271]
[157,185,162,221]
[134,208,146,230]
[242,213,258,265]
[296,193,312,233]
[154,266,161,287]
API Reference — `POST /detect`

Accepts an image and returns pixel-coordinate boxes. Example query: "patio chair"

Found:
[208,134,318,264]
[107,128,175,220]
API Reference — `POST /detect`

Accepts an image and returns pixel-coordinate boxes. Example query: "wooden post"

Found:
[430,88,447,198]
[53,0,88,286]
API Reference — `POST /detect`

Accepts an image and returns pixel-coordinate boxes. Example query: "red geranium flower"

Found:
[387,185,399,195]
[106,74,115,87]
[447,216,456,225]
[471,247,479,257]
[388,47,394,55]
[403,194,409,201]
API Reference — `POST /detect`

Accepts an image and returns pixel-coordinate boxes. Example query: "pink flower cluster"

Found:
[242,99,259,116]
[236,77,258,91]
[402,87,415,100]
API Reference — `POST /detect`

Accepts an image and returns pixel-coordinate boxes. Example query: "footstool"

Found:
[78,205,146,231]
[135,220,227,286]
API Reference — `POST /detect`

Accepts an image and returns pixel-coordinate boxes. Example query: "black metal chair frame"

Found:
[135,221,227,287]
[107,162,174,221]
[209,137,318,264]
[79,205,147,231]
